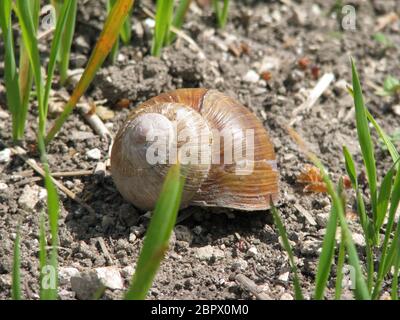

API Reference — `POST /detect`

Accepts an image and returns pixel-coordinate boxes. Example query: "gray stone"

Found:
[71,267,124,300]
[59,267,80,285]
[0,183,8,191]
[247,246,258,257]
[300,240,322,256]
[18,184,41,211]
[232,258,248,271]
[196,245,224,261]
[316,213,329,227]
[174,225,193,244]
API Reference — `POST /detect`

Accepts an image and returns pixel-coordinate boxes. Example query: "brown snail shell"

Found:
[111,89,279,211]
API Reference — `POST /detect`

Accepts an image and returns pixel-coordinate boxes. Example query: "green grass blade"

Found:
[314,204,338,300]
[14,0,45,136]
[212,0,230,28]
[335,230,346,300]
[166,0,192,45]
[271,202,304,300]
[351,58,378,225]
[343,146,358,188]
[0,0,22,141]
[120,7,132,45]
[107,0,120,64]
[45,0,135,144]
[373,169,400,298]
[125,163,185,300]
[151,0,174,57]
[58,0,77,84]
[366,109,400,165]
[44,0,74,118]
[39,211,47,299]
[12,228,21,300]
[376,167,394,231]
[392,250,399,300]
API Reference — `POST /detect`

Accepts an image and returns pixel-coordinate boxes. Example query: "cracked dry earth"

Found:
[0,0,400,300]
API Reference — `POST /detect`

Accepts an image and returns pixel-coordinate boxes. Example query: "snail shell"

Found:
[111,89,279,211]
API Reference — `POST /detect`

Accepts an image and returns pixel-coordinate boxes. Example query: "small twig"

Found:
[6,143,96,215]
[235,274,272,300]
[290,73,335,125]
[77,101,113,142]
[294,203,317,226]
[97,237,114,266]
[52,170,93,177]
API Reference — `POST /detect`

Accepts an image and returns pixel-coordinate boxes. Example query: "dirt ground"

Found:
[0,0,400,300]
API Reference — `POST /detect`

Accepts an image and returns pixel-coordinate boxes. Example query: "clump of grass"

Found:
[275,59,400,300]
[45,0,135,144]
[151,0,192,57]
[212,0,230,29]
[52,0,78,85]
[125,163,185,300]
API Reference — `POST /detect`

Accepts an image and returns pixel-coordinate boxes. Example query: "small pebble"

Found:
[0,148,11,163]
[243,70,260,83]
[280,292,294,300]
[86,148,102,160]
[0,182,8,191]
[247,246,258,257]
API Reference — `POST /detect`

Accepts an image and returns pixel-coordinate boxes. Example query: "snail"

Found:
[111,88,279,211]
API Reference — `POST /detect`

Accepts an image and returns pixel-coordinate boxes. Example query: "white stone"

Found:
[94,267,124,290]
[278,272,290,282]
[18,184,40,211]
[59,267,80,285]
[86,148,101,160]
[247,246,258,257]
[393,105,400,116]
[243,70,260,83]
[121,266,135,279]
[0,182,8,191]
[0,148,11,163]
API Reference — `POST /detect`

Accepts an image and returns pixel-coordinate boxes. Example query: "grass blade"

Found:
[351,58,378,226]
[376,167,394,231]
[120,6,132,45]
[271,202,304,300]
[125,163,185,300]
[166,0,192,45]
[45,0,135,144]
[151,0,174,57]
[212,0,230,28]
[58,0,77,85]
[0,0,22,141]
[14,0,45,136]
[314,204,338,300]
[107,0,120,64]
[12,228,21,300]
[44,0,74,118]
[335,231,346,300]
